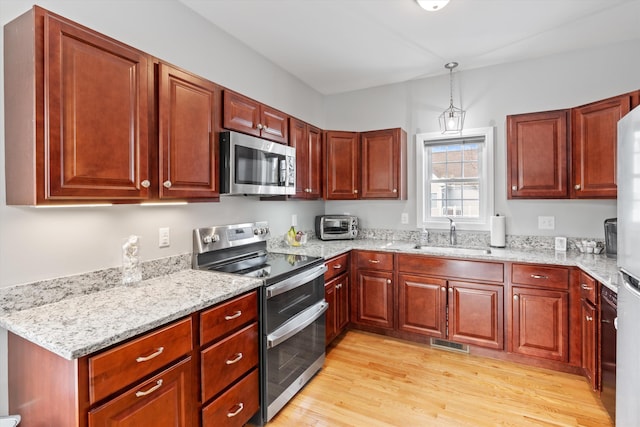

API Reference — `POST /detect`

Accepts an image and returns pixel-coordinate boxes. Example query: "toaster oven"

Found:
[315,215,358,240]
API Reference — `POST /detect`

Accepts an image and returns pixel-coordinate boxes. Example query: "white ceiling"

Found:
[178,0,640,95]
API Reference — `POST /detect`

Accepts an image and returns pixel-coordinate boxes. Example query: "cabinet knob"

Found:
[448,287,453,293]
[441,287,446,292]
[387,279,391,284]
[354,189,359,194]
[586,315,593,322]
[511,185,517,191]
[513,294,519,300]
[337,283,343,289]
[257,123,263,130]
[393,189,397,193]
[163,180,172,188]
[141,180,151,188]
[575,184,581,190]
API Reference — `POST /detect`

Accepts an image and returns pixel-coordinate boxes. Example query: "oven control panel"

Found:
[193,222,270,258]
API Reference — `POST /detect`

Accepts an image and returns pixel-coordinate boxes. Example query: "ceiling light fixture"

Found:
[416,0,450,12]
[439,62,465,134]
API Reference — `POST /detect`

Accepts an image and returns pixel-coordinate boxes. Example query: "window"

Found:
[416,127,495,231]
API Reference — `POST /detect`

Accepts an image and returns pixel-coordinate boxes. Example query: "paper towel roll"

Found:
[490,215,506,248]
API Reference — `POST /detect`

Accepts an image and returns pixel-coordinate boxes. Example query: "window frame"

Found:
[416,127,495,231]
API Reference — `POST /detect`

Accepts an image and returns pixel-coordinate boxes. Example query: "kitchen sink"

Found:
[412,245,492,256]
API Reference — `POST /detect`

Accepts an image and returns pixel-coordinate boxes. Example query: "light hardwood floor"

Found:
[268,330,613,427]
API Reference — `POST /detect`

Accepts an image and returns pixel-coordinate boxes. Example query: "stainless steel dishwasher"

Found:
[600,285,617,423]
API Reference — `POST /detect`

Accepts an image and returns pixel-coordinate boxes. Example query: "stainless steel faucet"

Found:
[447,217,457,245]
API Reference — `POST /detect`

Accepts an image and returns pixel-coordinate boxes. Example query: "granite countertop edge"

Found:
[0,238,619,360]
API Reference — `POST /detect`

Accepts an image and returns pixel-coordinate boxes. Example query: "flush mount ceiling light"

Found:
[439,62,466,134]
[416,0,450,11]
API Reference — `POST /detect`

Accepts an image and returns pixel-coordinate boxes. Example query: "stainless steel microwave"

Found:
[315,215,359,240]
[220,131,296,196]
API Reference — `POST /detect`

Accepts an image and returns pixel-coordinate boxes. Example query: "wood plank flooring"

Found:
[267,331,613,427]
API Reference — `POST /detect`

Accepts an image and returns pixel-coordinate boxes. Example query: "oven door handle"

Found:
[266,300,329,349]
[266,264,327,299]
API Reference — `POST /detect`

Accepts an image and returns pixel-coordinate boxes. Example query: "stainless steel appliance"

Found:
[315,215,359,240]
[600,285,617,422]
[616,105,640,425]
[193,222,327,424]
[220,131,296,196]
[604,218,617,259]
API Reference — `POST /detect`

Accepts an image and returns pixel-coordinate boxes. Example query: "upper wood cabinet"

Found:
[361,128,407,199]
[158,63,221,200]
[324,131,360,200]
[507,90,640,200]
[289,118,323,199]
[507,110,569,199]
[222,90,288,144]
[4,6,152,205]
[324,128,407,201]
[571,93,636,198]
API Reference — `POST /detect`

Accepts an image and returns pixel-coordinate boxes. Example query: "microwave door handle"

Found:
[266,301,329,348]
[266,265,327,299]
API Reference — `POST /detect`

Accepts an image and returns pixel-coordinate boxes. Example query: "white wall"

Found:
[324,41,640,236]
[0,0,325,414]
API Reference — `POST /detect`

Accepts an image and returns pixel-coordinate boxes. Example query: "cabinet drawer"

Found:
[89,317,193,404]
[511,264,569,290]
[355,251,394,271]
[201,322,258,403]
[89,357,194,426]
[202,369,259,427]
[398,254,504,283]
[325,253,350,281]
[200,291,258,345]
[579,271,597,304]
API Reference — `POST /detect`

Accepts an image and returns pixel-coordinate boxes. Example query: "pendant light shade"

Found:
[439,62,465,133]
[416,0,450,11]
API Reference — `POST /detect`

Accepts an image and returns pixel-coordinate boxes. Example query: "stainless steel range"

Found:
[193,222,328,424]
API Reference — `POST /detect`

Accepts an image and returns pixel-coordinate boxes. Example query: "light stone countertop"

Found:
[0,270,263,360]
[0,238,619,361]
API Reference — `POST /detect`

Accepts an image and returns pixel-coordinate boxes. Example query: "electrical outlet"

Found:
[538,216,555,230]
[401,213,409,224]
[159,227,170,248]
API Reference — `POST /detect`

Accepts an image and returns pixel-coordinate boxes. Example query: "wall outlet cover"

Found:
[538,216,555,230]
[555,236,567,252]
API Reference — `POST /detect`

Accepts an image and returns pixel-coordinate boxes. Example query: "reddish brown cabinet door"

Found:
[361,128,407,199]
[325,278,338,344]
[336,273,350,333]
[510,286,569,362]
[89,358,195,427]
[324,131,360,200]
[581,299,598,390]
[223,91,287,144]
[507,110,569,199]
[398,274,447,338]
[289,119,323,199]
[4,7,152,204]
[158,63,220,200]
[449,281,504,350]
[354,270,394,330]
[571,93,633,198]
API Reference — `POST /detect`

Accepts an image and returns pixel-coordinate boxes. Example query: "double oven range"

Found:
[193,222,327,424]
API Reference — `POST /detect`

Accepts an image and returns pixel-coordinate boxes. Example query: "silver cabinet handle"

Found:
[530,274,548,279]
[141,180,150,188]
[368,259,381,264]
[575,184,581,190]
[225,353,243,365]
[136,347,164,363]
[581,284,593,290]
[333,264,342,269]
[163,180,172,188]
[135,379,163,397]
[225,311,242,320]
[514,294,519,300]
[511,185,517,191]
[227,403,244,418]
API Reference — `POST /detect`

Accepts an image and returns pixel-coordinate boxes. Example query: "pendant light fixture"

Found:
[439,62,465,133]
[416,0,450,11]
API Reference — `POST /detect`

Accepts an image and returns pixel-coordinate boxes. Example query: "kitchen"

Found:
[1,0,639,425]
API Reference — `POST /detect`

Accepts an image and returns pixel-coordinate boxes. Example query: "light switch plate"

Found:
[401,213,409,224]
[555,236,567,252]
[159,227,170,248]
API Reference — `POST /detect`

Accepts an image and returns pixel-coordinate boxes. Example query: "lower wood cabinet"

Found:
[398,274,446,338]
[579,271,599,391]
[89,358,194,427]
[201,369,259,427]
[354,269,394,330]
[325,273,350,345]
